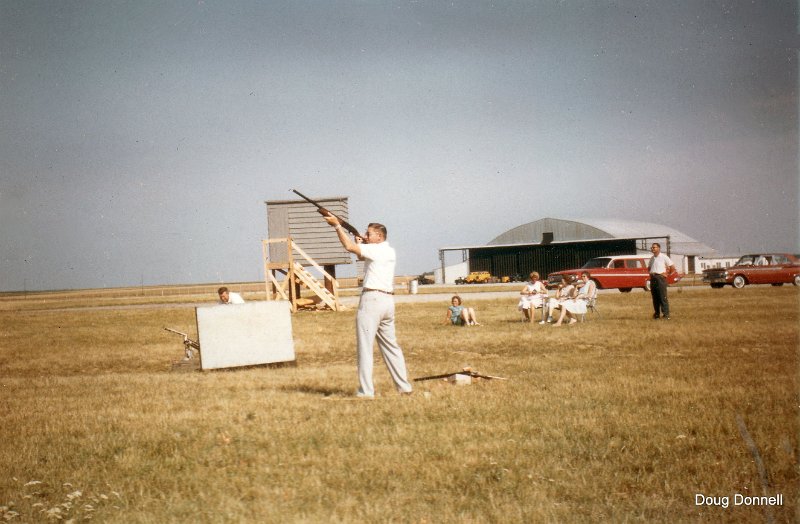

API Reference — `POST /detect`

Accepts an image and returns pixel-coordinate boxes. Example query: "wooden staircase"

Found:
[263,237,346,312]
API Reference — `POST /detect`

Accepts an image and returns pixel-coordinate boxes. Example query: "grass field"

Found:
[1,285,797,523]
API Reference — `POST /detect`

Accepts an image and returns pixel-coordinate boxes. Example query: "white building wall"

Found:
[435,261,469,284]
[697,257,741,270]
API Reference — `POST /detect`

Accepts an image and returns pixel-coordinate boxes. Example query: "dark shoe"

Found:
[652,314,660,319]
[664,316,671,320]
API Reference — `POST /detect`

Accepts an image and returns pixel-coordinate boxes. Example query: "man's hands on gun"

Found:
[324,215,364,243]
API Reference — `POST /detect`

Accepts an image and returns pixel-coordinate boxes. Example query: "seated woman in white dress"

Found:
[577,271,597,307]
[518,271,548,323]
[553,272,596,326]
[546,275,577,323]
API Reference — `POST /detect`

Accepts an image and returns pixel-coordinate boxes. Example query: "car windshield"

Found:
[582,258,611,269]
[735,255,757,266]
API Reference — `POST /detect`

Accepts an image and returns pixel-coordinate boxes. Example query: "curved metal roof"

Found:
[488,217,716,256]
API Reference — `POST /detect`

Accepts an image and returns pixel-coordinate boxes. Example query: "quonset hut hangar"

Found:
[436,218,716,284]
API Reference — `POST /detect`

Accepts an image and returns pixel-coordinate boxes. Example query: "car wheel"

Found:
[710,283,724,289]
[619,288,632,293]
[644,280,651,292]
[771,283,783,287]
[733,275,746,289]
[794,275,800,286]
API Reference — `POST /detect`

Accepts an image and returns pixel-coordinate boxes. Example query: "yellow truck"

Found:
[464,271,492,284]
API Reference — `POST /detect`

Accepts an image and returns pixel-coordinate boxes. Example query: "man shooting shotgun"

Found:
[291,189,363,240]
[309,195,413,398]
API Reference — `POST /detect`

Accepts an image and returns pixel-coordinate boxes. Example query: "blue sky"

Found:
[1,1,797,291]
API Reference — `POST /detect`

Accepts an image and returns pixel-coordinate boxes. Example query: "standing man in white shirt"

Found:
[218,286,245,304]
[648,243,675,320]
[324,215,413,398]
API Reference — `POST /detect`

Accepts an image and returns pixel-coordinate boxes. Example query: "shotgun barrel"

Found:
[291,189,362,239]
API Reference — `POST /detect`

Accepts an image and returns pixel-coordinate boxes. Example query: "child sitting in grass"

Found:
[445,295,480,326]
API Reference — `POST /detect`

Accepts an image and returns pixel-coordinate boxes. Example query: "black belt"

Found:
[650,273,666,278]
[363,288,394,295]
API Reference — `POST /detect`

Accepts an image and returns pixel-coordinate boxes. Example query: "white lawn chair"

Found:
[519,298,549,323]
[581,287,599,322]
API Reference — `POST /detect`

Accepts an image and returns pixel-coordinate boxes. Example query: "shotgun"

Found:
[291,189,362,240]
[413,368,509,382]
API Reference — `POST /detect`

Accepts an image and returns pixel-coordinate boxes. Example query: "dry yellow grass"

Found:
[0,286,797,522]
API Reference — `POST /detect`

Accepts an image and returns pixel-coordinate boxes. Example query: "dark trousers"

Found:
[650,274,669,317]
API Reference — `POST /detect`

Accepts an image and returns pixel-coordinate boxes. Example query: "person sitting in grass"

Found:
[445,295,480,326]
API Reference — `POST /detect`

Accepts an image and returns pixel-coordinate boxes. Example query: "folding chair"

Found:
[520,301,547,323]
[581,289,599,322]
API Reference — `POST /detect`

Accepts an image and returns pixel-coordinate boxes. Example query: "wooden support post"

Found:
[262,240,272,301]
[287,236,297,312]
[324,264,336,295]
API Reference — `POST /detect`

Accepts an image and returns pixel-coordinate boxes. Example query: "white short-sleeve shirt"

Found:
[359,241,396,293]
[648,253,673,275]
[220,292,245,304]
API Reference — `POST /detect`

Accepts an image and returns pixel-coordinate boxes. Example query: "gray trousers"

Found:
[650,274,669,317]
[356,292,413,397]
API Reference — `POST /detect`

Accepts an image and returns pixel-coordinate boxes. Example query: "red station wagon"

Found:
[547,255,682,293]
[702,253,800,289]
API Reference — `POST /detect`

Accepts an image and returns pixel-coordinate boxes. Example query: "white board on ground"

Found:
[195,301,295,370]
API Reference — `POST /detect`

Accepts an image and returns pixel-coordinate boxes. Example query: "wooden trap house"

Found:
[264,196,353,312]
